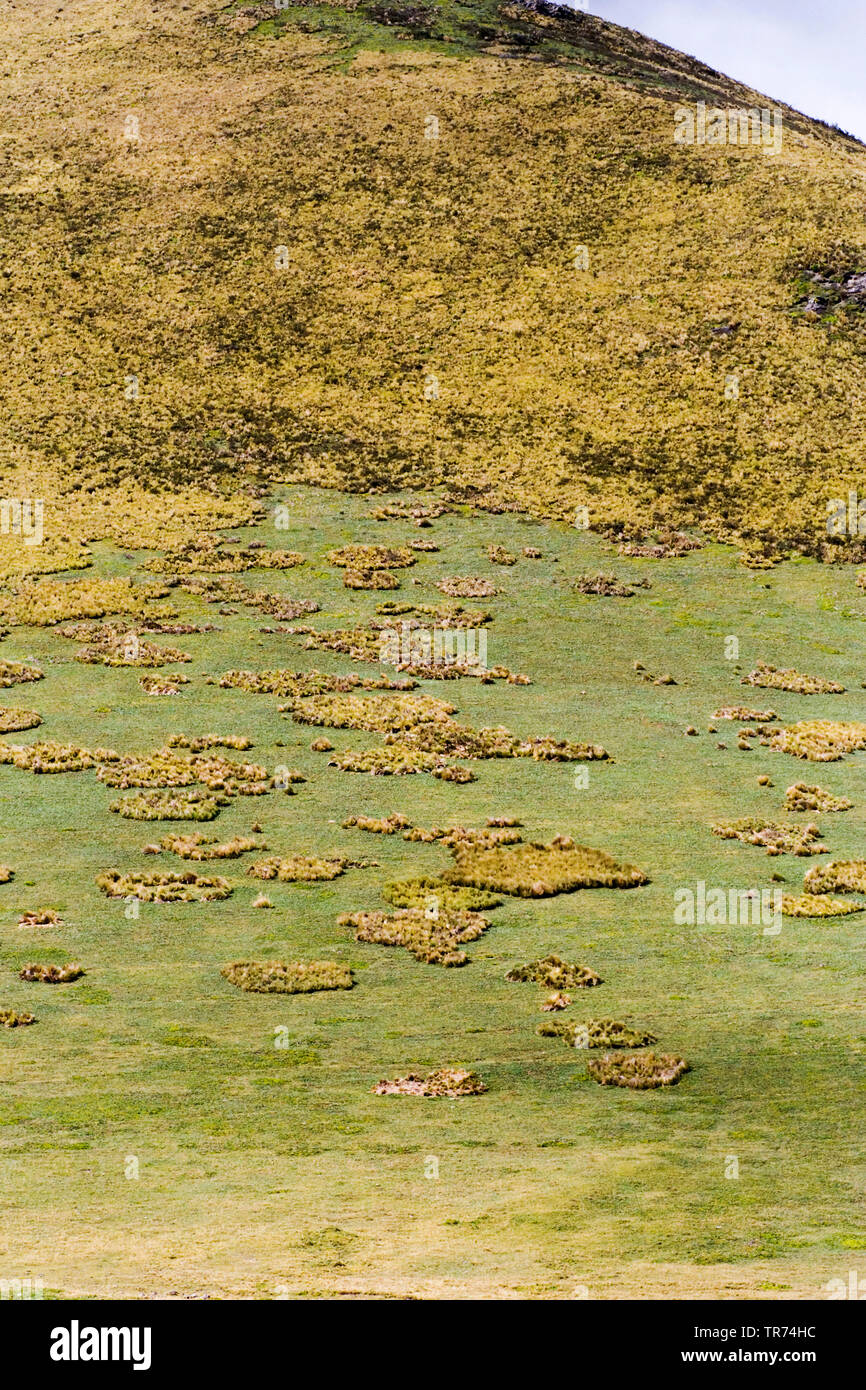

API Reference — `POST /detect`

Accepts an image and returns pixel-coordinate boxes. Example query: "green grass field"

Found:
[1,487,864,1299]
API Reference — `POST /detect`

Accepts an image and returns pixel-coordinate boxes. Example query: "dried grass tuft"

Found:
[587,1052,690,1088]
[222,960,354,993]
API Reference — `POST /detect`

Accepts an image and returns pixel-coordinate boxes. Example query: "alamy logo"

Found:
[826,489,866,536]
[825,1270,866,1300]
[674,102,783,155]
[674,881,782,935]
[378,621,487,670]
[0,498,43,546]
[0,1276,43,1299]
[50,1321,152,1371]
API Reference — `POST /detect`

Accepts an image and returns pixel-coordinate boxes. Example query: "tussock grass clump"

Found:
[222,960,354,994]
[436,576,499,598]
[98,749,270,796]
[403,824,521,848]
[291,691,455,733]
[110,791,224,821]
[248,855,346,882]
[539,1018,657,1048]
[432,764,475,782]
[0,707,41,733]
[711,816,826,856]
[0,866,12,883]
[784,783,852,812]
[742,662,844,694]
[329,745,465,777]
[781,894,864,917]
[506,955,602,989]
[542,992,571,1011]
[0,740,119,774]
[327,545,415,569]
[148,541,305,574]
[74,633,191,667]
[574,573,649,597]
[371,501,449,525]
[97,869,232,902]
[770,720,866,762]
[713,705,777,722]
[588,1052,690,1088]
[0,1009,36,1027]
[167,734,253,751]
[618,530,701,558]
[374,1068,486,1098]
[140,674,190,695]
[0,660,43,687]
[488,545,517,565]
[18,909,63,928]
[391,719,607,763]
[804,860,866,896]
[19,962,83,983]
[311,736,334,752]
[339,906,489,967]
[344,569,400,590]
[342,812,412,834]
[0,578,169,628]
[445,840,648,897]
[220,668,411,697]
[487,816,521,827]
[160,833,261,860]
[287,626,384,662]
[382,877,501,911]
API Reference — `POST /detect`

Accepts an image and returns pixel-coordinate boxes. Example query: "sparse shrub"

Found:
[0,707,41,733]
[444,840,648,897]
[222,960,354,993]
[19,962,83,983]
[506,955,602,988]
[96,869,232,901]
[742,662,844,694]
[784,783,852,812]
[373,1068,486,1097]
[587,1052,690,1088]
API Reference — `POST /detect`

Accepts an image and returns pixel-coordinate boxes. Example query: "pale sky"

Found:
[572,1,866,143]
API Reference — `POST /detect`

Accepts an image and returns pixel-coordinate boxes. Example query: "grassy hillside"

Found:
[2,0,866,563]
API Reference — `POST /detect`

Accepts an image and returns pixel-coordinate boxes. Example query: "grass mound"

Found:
[374,1068,486,1098]
[329,745,471,778]
[221,960,354,994]
[444,839,648,897]
[488,545,517,565]
[0,1009,36,1027]
[339,906,490,967]
[539,1018,657,1048]
[342,812,412,834]
[291,691,455,733]
[742,662,844,694]
[18,910,63,928]
[327,545,415,569]
[435,577,499,598]
[110,791,225,821]
[0,741,119,774]
[574,573,649,597]
[19,962,84,983]
[769,721,866,761]
[803,861,866,896]
[713,705,777,722]
[0,708,42,733]
[784,783,853,812]
[781,894,864,917]
[344,569,400,590]
[98,749,270,795]
[587,1052,690,1089]
[382,877,501,911]
[0,661,43,687]
[392,719,607,762]
[97,870,232,902]
[159,833,261,860]
[506,955,603,989]
[248,855,346,882]
[711,817,826,855]
[220,668,411,697]
[140,674,190,695]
